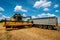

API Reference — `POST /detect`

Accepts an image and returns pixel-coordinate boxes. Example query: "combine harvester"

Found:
[2,14,58,30]
[2,14,33,30]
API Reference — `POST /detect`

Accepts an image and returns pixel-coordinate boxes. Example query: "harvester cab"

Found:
[11,14,32,22]
[12,14,23,21]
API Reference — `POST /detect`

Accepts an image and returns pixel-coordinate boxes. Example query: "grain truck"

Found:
[29,16,58,30]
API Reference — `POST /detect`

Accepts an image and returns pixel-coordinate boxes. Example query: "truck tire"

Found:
[39,26,43,28]
[48,26,53,30]
[43,26,48,29]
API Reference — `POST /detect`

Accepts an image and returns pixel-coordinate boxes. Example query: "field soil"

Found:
[0,23,60,40]
[0,28,60,40]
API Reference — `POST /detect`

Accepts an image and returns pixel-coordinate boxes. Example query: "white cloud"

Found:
[43,8,49,11]
[2,15,10,18]
[23,14,26,17]
[54,4,59,8]
[55,10,59,12]
[42,1,51,7]
[31,13,56,19]
[0,7,4,11]
[31,16,37,18]
[0,13,10,20]
[33,0,51,8]
[14,5,27,12]
[38,13,56,17]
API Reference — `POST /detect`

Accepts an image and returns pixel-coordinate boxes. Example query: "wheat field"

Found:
[0,23,60,40]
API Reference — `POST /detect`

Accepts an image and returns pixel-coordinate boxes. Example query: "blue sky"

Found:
[0,0,60,23]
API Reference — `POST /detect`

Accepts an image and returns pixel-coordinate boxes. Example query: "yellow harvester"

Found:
[2,14,33,29]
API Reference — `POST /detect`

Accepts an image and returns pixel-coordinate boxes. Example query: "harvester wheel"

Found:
[6,26,11,28]
[24,26,29,28]
[6,26,13,31]
[29,25,32,28]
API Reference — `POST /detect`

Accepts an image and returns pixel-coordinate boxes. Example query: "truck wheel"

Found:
[39,26,43,28]
[39,26,41,28]
[43,26,48,29]
[48,26,53,30]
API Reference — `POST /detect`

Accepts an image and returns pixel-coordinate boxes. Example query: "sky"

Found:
[0,0,60,23]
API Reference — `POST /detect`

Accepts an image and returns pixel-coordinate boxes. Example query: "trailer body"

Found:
[29,17,58,29]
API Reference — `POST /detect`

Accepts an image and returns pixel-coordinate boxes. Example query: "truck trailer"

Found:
[29,16,58,30]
